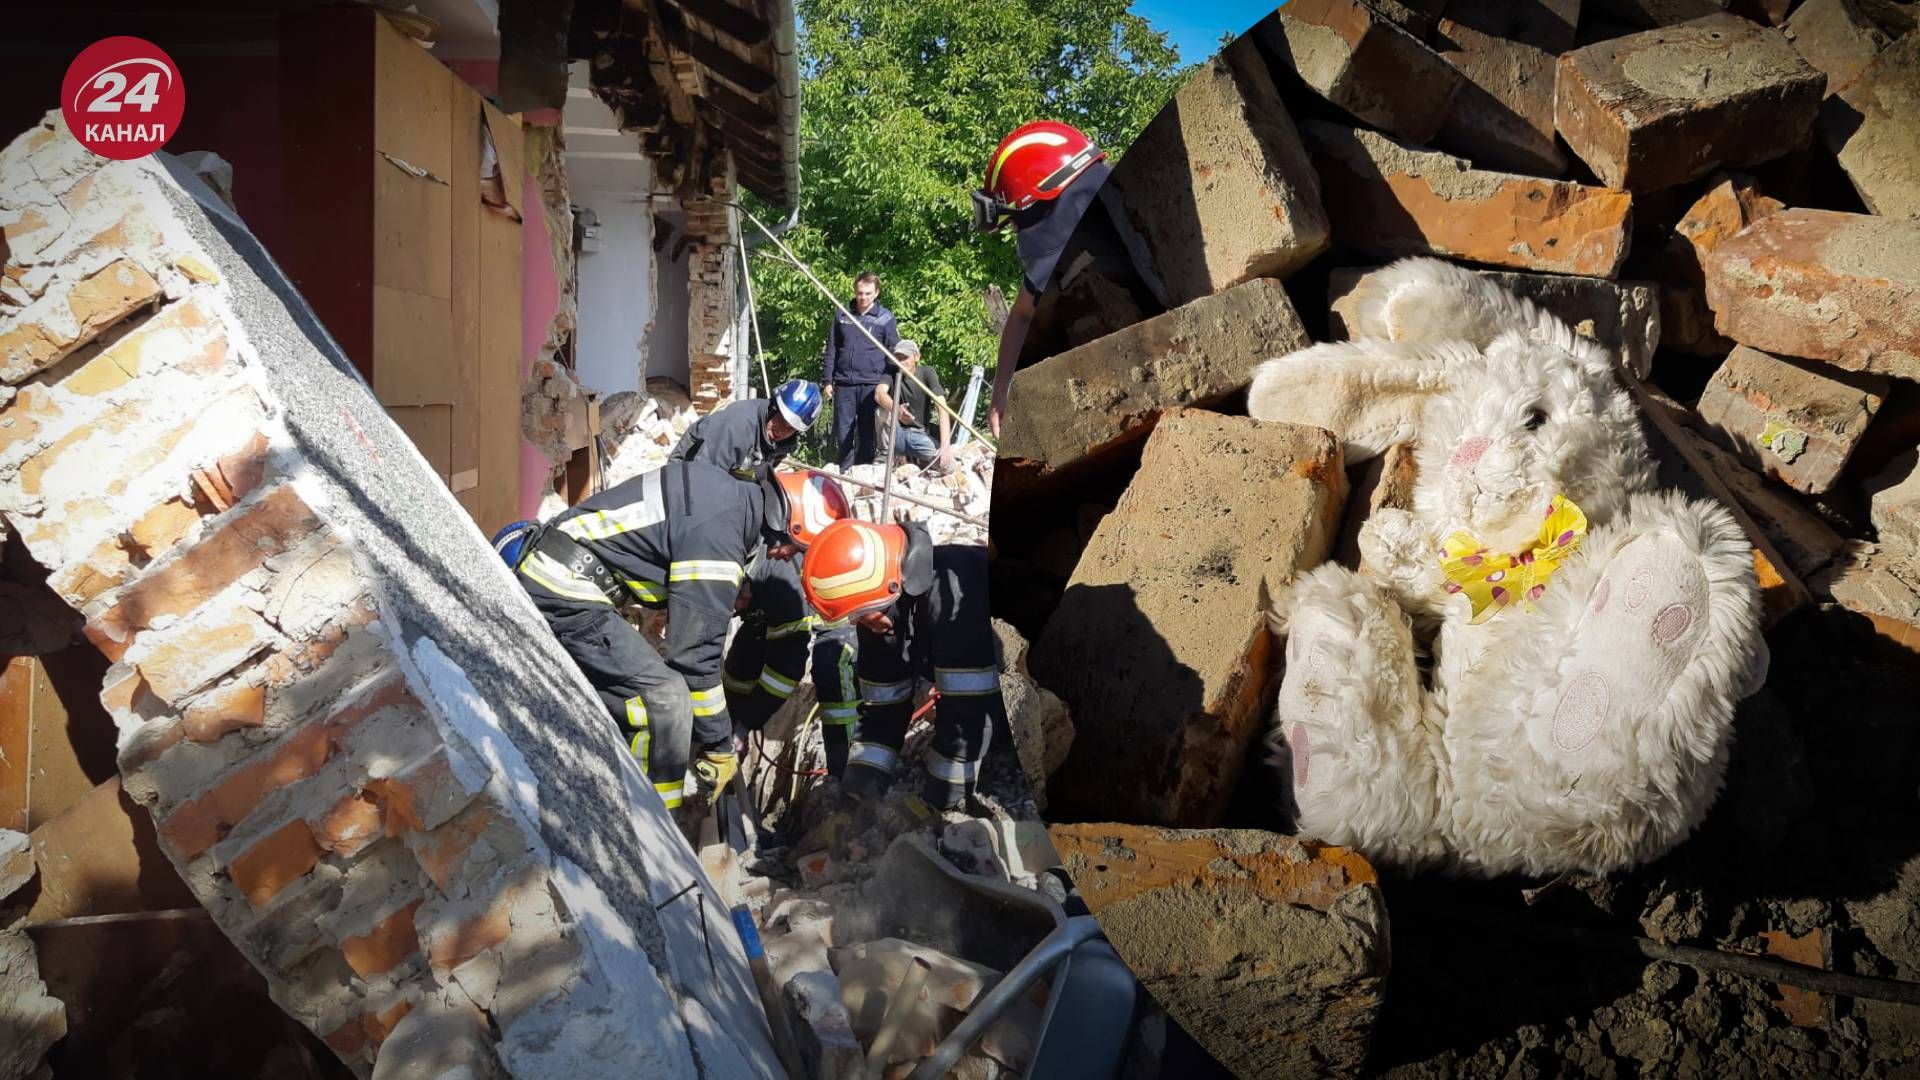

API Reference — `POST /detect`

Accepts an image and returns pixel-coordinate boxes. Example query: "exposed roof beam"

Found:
[658,0,770,46]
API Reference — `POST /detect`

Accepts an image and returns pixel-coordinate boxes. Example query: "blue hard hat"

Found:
[774,379,823,431]
[492,519,537,568]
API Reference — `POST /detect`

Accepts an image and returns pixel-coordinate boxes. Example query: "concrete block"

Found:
[1590,0,1732,25]
[1696,345,1887,494]
[1701,208,1920,380]
[1678,426,1849,578]
[1786,0,1895,93]
[1431,12,1569,176]
[830,937,1001,1062]
[0,929,68,1080]
[1050,824,1387,1079]
[1258,0,1467,143]
[1001,667,1073,810]
[1867,450,1920,559]
[1811,542,1920,630]
[1439,0,1582,54]
[1102,39,1329,308]
[1556,15,1827,191]
[1330,266,1661,378]
[999,279,1311,492]
[783,970,866,1080]
[1661,174,1785,356]
[0,828,32,901]
[1034,411,1346,826]
[1303,122,1633,276]
[1820,34,1920,219]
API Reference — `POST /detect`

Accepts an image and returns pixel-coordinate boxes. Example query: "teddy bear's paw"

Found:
[1542,530,1712,762]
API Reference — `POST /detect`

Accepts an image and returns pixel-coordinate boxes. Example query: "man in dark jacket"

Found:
[514,461,795,809]
[669,378,820,480]
[820,271,900,470]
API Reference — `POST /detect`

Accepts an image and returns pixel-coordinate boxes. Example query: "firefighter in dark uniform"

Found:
[670,378,821,480]
[800,518,1005,809]
[497,462,797,809]
[721,471,862,775]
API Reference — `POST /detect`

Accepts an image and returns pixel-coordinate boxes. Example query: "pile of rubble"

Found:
[597,378,700,489]
[826,437,995,546]
[993,2,1920,1075]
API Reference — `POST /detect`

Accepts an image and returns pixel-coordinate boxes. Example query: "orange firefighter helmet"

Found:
[801,518,907,623]
[777,470,852,549]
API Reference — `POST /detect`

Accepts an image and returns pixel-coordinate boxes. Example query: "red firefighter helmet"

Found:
[777,470,852,549]
[801,519,907,623]
[972,120,1106,232]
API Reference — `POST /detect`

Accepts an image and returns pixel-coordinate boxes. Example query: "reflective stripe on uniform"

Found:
[923,747,980,784]
[765,615,816,640]
[849,741,899,773]
[626,579,667,604]
[689,685,727,717]
[820,702,861,725]
[934,666,1000,696]
[815,615,850,631]
[757,667,798,700]
[625,696,651,769]
[520,551,615,605]
[654,779,686,810]
[723,673,757,695]
[559,472,665,542]
[861,678,913,705]
[669,560,745,586]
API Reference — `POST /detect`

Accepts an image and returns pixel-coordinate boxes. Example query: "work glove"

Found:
[693,749,739,792]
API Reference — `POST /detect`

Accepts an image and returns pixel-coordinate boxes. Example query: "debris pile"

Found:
[994,3,1920,1074]
[827,437,995,546]
[598,378,699,488]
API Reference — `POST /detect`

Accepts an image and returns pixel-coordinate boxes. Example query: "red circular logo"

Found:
[61,37,185,161]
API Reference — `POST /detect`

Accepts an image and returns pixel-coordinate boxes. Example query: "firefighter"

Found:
[971,120,1110,436]
[495,462,796,810]
[800,518,1005,810]
[670,377,822,480]
[723,471,862,775]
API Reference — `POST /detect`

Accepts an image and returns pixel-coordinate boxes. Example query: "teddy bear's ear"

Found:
[1248,339,1466,464]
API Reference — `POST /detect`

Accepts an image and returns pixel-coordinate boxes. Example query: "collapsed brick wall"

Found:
[0,114,778,1078]
[683,154,739,413]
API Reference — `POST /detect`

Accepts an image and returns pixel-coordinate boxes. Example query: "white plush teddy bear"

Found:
[1248,258,1769,878]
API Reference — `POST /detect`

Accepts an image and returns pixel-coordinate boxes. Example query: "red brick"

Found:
[1786,0,1895,94]
[367,747,482,835]
[0,383,64,456]
[1661,174,1784,356]
[1820,34,1920,219]
[0,258,161,383]
[425,888,516,977]
[408,800,498,892]
[123,601,278,706]
[50,534,137,608]
[1701,209,1920,380]
[86,485,325,661]
[1556,15,1827,192]
[1696,346,1887,496]
[1304,122,1632,277]
[313,790,385,858]
[62,298,222,397]
[339,898,424,978]
[156,672,415,857]
[1259,0,1465,143]
[190,431,273,513]
[181,680,268,744]
[127,498,207,560]
[1430,11,1568,176]
[229,818,324,907]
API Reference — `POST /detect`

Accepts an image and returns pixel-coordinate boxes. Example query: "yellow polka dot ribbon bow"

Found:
[1439,494,1589,624]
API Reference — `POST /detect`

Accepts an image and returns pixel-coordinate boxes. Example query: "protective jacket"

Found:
[670,398,796,480]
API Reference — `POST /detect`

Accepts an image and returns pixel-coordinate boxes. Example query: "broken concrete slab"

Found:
[1034,411,1345,827]
[1101,38,1329,309]
[1786,0,1896,93]
[1812,542,1920,629]
[829,937,1041,1075]
[0,114,779,1077]
[783,970,865,1080]
[1820,33,1920,219]
[1867,450,1920,559]
[1662,173,1785,357]
[1555,15,1828,192]
[1430,11,1569,176]
[998,279,1311,494]
[1329,266,1661,379]
[1258,0,1466,144]
[1700,208,1920,380]
[1696,345,1888,496]
[1051,825,1387,1079]
[1302,122,1633,277]
[0,929,67,1080]
[0,828,31,902]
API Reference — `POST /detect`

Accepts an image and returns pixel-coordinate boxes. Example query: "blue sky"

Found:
[1130,0,1283,62]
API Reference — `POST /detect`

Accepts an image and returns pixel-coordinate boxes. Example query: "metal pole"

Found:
[728,202,995,449]
[878,367,903,522]
[733,203,773,398]
[802,469,987,529]
[907,916,1108,1080]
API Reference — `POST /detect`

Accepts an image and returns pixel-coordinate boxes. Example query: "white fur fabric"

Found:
[1252,258,1768,877]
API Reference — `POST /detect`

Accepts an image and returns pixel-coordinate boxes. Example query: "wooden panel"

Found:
[477,211,524,533]
[371,285,454,406]
[28,647,118,829]
[371,11,454,179]
[1,658,31,832]
[371,153,453,298]
[480,101,526,216]
[25,777,196,923]
[386,404,454,481]
[449,88,483,484]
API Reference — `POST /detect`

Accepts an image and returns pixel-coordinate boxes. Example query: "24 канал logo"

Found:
[61,36,186,160]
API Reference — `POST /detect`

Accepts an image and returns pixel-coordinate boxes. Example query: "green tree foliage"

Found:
[742,0,1187,444]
